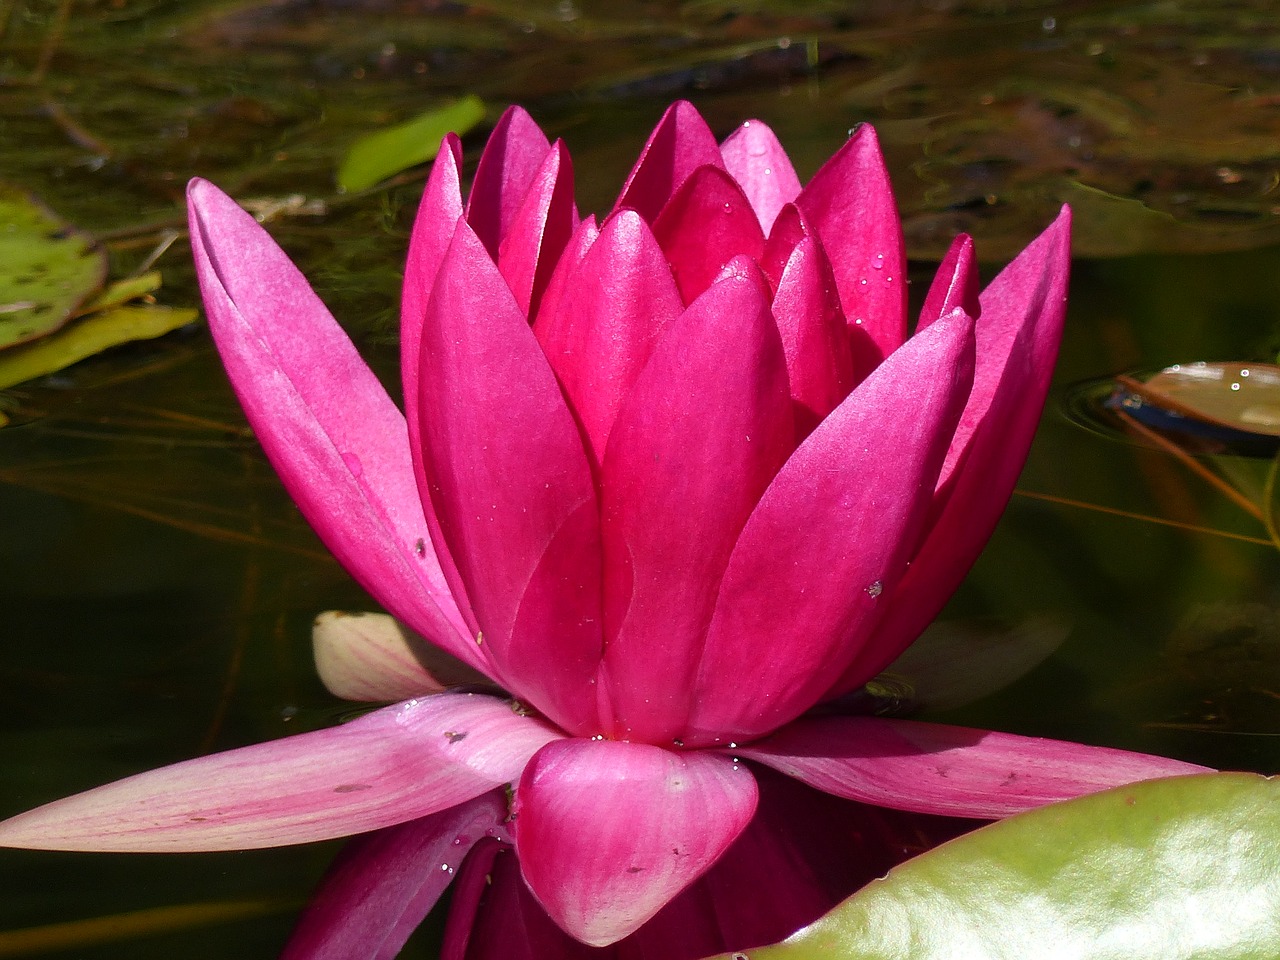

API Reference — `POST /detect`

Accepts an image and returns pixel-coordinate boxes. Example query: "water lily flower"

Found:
[0,102,1205,953]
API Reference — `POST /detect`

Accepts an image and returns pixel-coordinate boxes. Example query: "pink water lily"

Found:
[0,102,1205,953]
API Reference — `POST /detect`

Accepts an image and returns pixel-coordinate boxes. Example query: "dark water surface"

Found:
[3,1,1280,956]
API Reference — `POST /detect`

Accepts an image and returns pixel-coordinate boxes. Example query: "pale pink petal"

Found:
[831,209,1072,691]
[497,139,577,318]
[0,693,561,852]
[614,100,725,224]
[772,234,855,436]
[312,611,491,702]
[718,119,802,232]
[919,233,980,330]
[281,792,510,960]
[533,210,682,470]
[650,165,766,304]
[186,180,482,672]
[598,262,793,743]
[465,106,554,257]
[796,124,906,366]
[417,220,603,735]
[513,740,758,946]
[687,310,976,745]
[739,715,1210,818]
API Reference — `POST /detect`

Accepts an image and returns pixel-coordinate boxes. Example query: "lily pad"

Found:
[0,184,107,349]
[709,773,1279,960]
[0,304,198,393]
[336,95,487,193]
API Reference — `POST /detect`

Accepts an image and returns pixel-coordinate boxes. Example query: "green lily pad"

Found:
[0,304,198,393]
[336,95,487,193]
[710,773,1280,960]
[0,184,107,350]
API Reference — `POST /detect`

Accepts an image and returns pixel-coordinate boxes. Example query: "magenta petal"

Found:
[719,119,802,232]
[919,233,980,329]
[465,106,554,257]
[651,165,766,304]
[497,139,577,318]
[759,202,808,289]
[772,235,855,435]
[739,716,1211,818]
[281,792,509,960]
[533,210,682,470]
[795,124,906,365]
[689,310,976,744]
[833,209,1072,691]
[418,220,603,734]
[614,100,725,224]
[598,263,793,742]
[513,740,758,947]
[0,693,560,852]
[186,180,481,672]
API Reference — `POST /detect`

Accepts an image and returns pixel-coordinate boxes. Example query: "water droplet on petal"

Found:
[865,580,883,598]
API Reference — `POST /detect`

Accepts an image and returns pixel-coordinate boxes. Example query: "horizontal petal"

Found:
[739,715,1210,818]
[186,179,480,671]
[599,262,793,742]
[312,611,492,702]
[282,791,510,960]
[614,100,724,224]
[651,165,766,304]
[718,119,802,232]
[465,106,553,258]
[796,124,906,367]
[0,693,560,851]
[831,209,1072,691]
[513,739,758,946]
[418,219,603,734]
[688,310,975,744]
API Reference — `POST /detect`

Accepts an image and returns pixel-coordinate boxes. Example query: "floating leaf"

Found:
[0,184,107,349]
[336,95,486,193]
[0,304,197,392]
[75,270,162,316]
[708,773,1280,960]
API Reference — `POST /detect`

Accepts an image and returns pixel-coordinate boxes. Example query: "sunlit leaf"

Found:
[705,773,1279,960]
[0,304,197,392]
[75,270,162,316]
[0,184,106,349]
[336,95,487,193]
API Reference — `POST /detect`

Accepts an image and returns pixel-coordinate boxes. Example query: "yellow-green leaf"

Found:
[337,95,486,193]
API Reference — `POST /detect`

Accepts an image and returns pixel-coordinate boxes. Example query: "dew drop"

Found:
[1232,382,1242,391]
[865,580,884,598]
[672,738,685,747]
[722,201,733,214]
[859,277,868,286]
[872,254,884,270]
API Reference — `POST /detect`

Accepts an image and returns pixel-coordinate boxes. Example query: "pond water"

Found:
[2,0,1280,956]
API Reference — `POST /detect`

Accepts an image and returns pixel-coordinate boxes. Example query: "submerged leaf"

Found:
[0,184,107,349]
[337,96,487,193]
[707,773,1280,960]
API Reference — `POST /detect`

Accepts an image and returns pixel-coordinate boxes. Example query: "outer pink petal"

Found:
[650,165,766,304]
[718,119,802,232]
[186,179,481,672]
[919,233,980,330]
[496,139,577,318]
[614,100,725,224]
[688,310,976,745]
[0,693,561,851]
[533,210,682,470]
[465,106,554,257]
[281,792,510,960]
[417,220,603,735]
[772,234,855,436]
[512,739,758,946]
[312,611,490,702]
[738,715,1211,818]
[598,262,793,742]
[831,209,1072,691]
[795,124,906,366]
